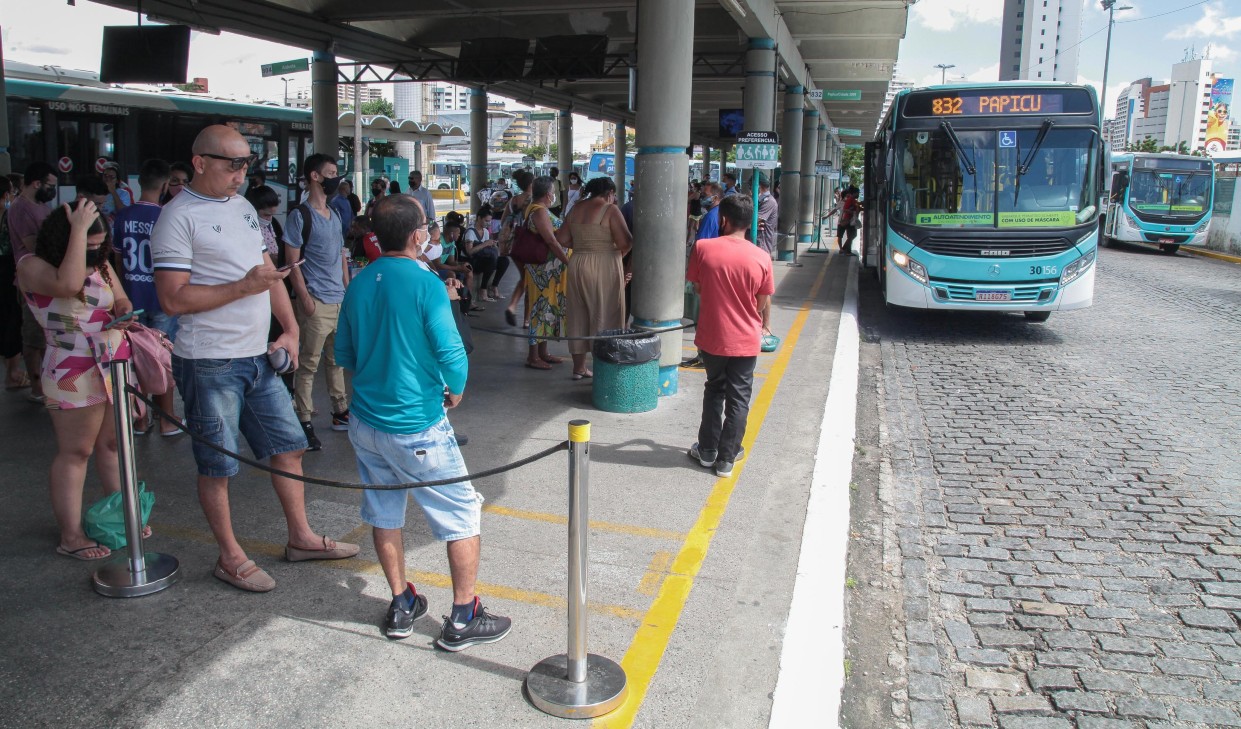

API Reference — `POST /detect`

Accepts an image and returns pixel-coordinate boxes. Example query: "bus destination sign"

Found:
[904,88,1093,118]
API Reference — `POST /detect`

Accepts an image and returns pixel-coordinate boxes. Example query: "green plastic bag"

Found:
[761,333,781,353]
[684,282,700,323]
[84,481,154,550]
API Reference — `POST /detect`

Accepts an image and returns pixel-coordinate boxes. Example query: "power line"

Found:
[1116,0,1210,24]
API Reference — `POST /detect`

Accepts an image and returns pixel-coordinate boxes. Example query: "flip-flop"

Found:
[525,361,553,370]
[505,310,518,327]
[5,374,30,391]
[572,371,593,380]
[541,355,565,364]
[56,541,110,561]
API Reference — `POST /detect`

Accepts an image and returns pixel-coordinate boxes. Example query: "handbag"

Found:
[761,333,781,352]
[125,321,174,395]
[509,204,551,266]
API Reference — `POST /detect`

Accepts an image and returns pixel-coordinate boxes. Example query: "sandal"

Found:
[56,540,110,561]
[525,360,553,370]
[505,310,518,327]
[213,559,276,592]
[541,355,564,364]
[572,370,593,380]
[5,373,30,391]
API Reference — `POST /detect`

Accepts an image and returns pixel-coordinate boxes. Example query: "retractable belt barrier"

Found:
[97,363,628,719]
[472,318,694,342]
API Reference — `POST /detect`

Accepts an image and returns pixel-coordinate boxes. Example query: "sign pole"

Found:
[751,170,760,244]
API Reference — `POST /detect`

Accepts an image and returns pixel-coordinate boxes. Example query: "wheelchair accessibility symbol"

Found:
[999,131,1017,148]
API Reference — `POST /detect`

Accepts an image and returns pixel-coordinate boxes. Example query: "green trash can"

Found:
[592,329,662,413]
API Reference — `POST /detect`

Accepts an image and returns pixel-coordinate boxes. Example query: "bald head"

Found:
[192,125,249,156]
[191,124,252,198]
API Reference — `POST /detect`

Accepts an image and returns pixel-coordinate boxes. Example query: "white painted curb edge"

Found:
[769,258,860,729]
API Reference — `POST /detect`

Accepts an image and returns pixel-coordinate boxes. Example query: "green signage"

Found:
[261,58,309,77]
[822,90,862,102]
[529,112,557,121]
[915,213,993,226]
[836,128,863,136]
[998,211,1076,228]
[1171,205,1204,211]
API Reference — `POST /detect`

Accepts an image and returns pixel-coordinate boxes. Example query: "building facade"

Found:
[998,0,1083,82]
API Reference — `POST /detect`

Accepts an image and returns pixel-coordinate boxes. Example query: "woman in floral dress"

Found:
[523,177,572,369]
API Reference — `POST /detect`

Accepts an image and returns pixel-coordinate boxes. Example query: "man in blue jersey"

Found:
[696,180,723,242]
[113,158,180,435]
[335,193,511,650]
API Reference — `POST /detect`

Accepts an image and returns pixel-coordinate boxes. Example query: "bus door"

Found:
[862,141,881,269]
[53,114,123,202]
[286,129,313,211]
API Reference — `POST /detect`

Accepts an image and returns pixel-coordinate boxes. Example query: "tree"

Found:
[841,145,865,187]
[360,98,396,117]
[500,140,522,152]
[1127,136,1159,153]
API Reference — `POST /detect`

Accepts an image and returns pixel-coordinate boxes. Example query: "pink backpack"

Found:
[125,322,174,396]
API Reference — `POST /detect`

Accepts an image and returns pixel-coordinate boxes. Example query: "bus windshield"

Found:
[892,127,1099,229]
[1128,169,1211,216]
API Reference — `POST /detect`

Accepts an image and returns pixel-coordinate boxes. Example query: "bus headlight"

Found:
[891,249,928,284]
[1196,220,1211,234]
[1123,212,1140,230]
[1060,250,1096,286]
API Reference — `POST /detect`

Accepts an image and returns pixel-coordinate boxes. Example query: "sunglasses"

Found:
[200,153,259,171]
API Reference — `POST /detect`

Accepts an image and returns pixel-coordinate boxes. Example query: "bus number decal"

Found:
[1029,265,1058,276]
[931,97,963,115]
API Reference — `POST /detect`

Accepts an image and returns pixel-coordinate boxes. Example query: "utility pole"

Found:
[1100,1,1133,125]
[935,63,955,85]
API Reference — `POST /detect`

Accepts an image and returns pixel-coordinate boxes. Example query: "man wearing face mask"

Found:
[283,153,351,451]
[406,170,437,225]
[365,177,388,217]
[8,162,60,403]
[695,180,723,243]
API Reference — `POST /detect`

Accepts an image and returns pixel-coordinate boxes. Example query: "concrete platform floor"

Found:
[0,242,852,729]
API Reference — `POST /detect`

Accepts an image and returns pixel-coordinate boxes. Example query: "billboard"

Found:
[1206,76,1232,154]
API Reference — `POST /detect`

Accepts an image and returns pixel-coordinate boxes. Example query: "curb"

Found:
[1183,246,1241,265]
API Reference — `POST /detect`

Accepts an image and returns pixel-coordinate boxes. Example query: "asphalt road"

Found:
[845,242,1241,729]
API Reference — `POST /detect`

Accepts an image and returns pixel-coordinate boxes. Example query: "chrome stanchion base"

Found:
[92,552,181,598]
[526,653,628,719]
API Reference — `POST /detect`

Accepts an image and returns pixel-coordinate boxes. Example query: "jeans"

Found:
[350,415,483,538]
[697,350,757,463]
[172,354,308,478]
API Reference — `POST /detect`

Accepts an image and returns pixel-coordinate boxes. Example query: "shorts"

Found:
[350,415,483,540]
[172,354,308,478]
[139,310,179,342]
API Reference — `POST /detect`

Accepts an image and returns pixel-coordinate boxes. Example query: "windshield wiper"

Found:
[1013,118,1055,207]
[939,121,976,176]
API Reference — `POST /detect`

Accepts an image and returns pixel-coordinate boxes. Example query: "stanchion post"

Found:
[92,360,181,598]
[526,420,628,718]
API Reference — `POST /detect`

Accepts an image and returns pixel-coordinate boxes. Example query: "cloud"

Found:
[1078,74,1133,118]
[910,0,1003,33]
[914,62,999,88]
[1210,44,1237,62]
[1167,2,1241,40]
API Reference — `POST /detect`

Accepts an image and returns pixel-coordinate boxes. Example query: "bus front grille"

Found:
[918,237,1076,258]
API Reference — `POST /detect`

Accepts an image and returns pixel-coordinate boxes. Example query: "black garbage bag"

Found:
[593,329,661,365]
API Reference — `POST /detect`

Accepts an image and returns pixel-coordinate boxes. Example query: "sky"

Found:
[5,0,1239,144]
[900,0,1241,116]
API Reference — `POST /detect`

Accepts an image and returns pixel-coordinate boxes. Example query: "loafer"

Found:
[285,536,360,562]
[214,559,276,593]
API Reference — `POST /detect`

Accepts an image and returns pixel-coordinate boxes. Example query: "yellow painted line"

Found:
[1183,246,1241,264]
[152,522,643,621]
[597,256,833,727]
[483,504,686,542]
[637,551,674,596]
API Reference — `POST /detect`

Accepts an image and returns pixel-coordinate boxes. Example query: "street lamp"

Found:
[935,63,956,85]
[1100,1,1133,124]
[281,77,291,107]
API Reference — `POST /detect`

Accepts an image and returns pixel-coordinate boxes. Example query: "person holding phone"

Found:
[17,200,136,560]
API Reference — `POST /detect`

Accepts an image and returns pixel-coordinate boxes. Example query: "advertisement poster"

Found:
[1206,77,1232,154]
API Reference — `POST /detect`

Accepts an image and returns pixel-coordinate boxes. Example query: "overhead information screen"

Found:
[904,88,1094,117]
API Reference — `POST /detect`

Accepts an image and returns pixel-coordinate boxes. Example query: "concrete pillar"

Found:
[797,108,819,246]
[702,144,712,181]
[614,123,627,203]
[311,50,339,163]
[558,110,573,180]
[632,0,693,397]
[741,38,776,193]
[470,88,488,215]
[777,86,804,262]
[721,143,732,181]
[817,123,829,240]
[0,28,11,176]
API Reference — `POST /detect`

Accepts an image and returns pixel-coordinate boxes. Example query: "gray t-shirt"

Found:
[152,188,271,359]
[283,205,346,305]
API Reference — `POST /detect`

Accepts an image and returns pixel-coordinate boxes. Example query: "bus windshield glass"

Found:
[1128,169,1211,216]
[892,127,1099,229]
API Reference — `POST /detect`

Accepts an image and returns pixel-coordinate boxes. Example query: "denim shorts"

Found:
[139,310,179,342]
[350,415,483,539]
[172,354,308,478]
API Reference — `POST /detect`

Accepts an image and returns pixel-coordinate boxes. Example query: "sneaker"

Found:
[435,598,512,652]
[384,586,429,639]
[331,410,351,432]
[688,442,717,468]
[301,421,322,451]
[680,355,704,369]
[714,447,746,477]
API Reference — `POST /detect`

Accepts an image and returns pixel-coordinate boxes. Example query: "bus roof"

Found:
[7,77,311,123]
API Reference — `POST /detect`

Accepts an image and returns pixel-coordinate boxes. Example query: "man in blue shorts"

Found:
[335,194,511,649]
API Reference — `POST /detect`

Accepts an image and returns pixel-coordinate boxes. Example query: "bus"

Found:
[586,152,634,188]
[861,83,1104,322]
[1103,152,1214,254]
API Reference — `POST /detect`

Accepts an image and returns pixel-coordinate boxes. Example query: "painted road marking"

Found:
[151,522,644,621]
[769,258,859,728]
[637,551,674,596]
[597,255,833,727]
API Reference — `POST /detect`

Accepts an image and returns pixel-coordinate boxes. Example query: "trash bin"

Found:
[591,329,662,413]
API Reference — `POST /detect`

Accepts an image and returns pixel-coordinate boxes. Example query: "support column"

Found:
[311,50,339,162]
[614,123,627,203]
[632,0,693,398]
[776,86,804,262]
[816,123,828,242]
[470,88,488,215]
[720,143,732,181]
[558,110,573,180]
[702,144,712,181]
[741,38,776,194]
[797,108,818,246]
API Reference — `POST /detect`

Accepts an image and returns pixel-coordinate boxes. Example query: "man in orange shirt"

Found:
[685,194,774,477]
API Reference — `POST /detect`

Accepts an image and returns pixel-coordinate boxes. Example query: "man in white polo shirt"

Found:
[153,125,358,593]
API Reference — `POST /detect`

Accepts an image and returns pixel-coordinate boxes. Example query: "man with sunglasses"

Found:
[153,125,359,593]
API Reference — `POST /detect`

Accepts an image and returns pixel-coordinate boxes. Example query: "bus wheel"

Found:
[1100,235,1110,248]
[1023,311,1051,323]
[1160,244,1180,254]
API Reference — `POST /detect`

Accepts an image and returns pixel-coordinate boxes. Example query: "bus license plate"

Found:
[976,290,1011,302]
[1159,238,1174,243]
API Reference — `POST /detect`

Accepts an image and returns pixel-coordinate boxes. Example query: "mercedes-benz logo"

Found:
[988,264,1001,277]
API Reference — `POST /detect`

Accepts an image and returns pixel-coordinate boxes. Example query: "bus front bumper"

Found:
[887,263,1095,312]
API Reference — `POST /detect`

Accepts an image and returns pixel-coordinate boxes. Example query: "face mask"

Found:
[372,186,385,197]
[35,187,57,204]
[702,196,716,209]
[85,247,106,268]
[322,174,344,197]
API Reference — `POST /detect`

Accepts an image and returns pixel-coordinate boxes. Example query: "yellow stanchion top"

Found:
[568,420,591,443]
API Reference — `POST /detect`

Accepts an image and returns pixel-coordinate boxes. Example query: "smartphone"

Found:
[277,259,306,272]
[105,309,144,329]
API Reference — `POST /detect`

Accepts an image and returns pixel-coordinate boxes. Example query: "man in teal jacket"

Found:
[335,194,511,650]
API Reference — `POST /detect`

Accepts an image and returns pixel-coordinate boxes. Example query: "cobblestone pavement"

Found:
[858,244,1241,729]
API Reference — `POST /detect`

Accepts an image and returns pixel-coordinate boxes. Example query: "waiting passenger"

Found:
[99,162,132,218]
[523,176,572,370]
[161,162,192,205]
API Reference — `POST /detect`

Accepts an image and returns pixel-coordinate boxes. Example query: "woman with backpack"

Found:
[462,205,507,303]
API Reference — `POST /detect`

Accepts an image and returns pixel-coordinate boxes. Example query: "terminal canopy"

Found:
[336,113,466,143]
[88,0,907,145]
